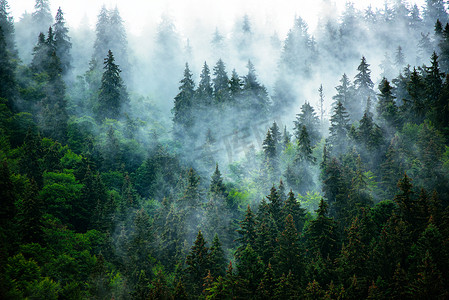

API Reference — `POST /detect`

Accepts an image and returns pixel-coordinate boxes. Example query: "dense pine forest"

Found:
[1,0,449,298]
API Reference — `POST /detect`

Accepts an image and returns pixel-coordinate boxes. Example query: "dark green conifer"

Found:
[0,25,16,108]
[173,63,195,139]
[212,59,230,103]
[282,190,306,232]
[328,101,350,154]
[208,234,227,278]
[53,7,72,75]
[97,50,128,120]
[196,61,213,106]
[185,230,210,295]
[307,199,338,260]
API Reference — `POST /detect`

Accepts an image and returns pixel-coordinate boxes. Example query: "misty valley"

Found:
[2,0,449,299]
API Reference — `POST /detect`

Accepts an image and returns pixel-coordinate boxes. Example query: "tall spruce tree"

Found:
[97,50,128,120]
[0,0,16,58]
[282,190,306,233]
[242,60,270,119]
[353,56,374,120]
[406,67,427,122]
[32,0,53,36]
[294,101,321,146]
[209,234,227,278]
[53,7,72,76]
[173,63,195,140]
[0,25,16,108]
[377,78,399,131]
[425,52,443,109]
[40,50,68,142]
[423,0,448,28]
[236,205,257,258]
[212,59,230,103]
[196,61,213,107]
[333,73,352,108]
[328,101,351,154]
[274,214,304,279]
[296,125,315,163]
[185,230,211,295]
[307,198,338,260]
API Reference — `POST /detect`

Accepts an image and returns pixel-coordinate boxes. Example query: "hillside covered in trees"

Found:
[1,0,449,298]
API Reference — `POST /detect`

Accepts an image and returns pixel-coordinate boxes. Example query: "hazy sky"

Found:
[10,0,426,37]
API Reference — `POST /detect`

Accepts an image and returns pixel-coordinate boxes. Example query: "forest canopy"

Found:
[1,0,449,298]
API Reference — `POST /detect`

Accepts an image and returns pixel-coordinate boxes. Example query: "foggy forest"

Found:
[1,0,449,298]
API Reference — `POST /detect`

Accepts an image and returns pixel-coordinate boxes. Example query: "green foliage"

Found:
[298,191,322,215]
[40,171,83,224]
[3,4,449,298]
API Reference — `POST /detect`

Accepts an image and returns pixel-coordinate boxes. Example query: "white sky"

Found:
[10,0,426,37]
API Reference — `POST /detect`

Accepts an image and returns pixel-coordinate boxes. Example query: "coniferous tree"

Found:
[294,101,320,146]
[173,63,195,140]
[356,98,384,154]
[148,270,171,300]
[377,78,399,131]
[394,173,416,226]
[179,168,202,241]
[282,126,291,149]
[53,7,72,76]
[236,244,265,295]
[196,61,213,107]
[96,50,128,120]
[185,230,210,295]
[423,0,448,28]
[255,200,279,264]
[412,250,447,298]
[337,216,369,289]
[208,234,227,278]
[209,164,226,197]
[296,125,315,163]
[394,46,406,68]
[262,129,278,176]
[30,32,48,74]
[18,179,43,244]
[380,137,405,200]
[256,263,277,299]
[353,56,375,120]
[0,25,16,108]
[108,7,128,70]
[425,52,443,108]
[0,160,16,230]
[418,33,433,64]
[204,164,233,246]
[92,6,128,73]
[406,67,427,122]
[328,101,351,154]
[92,6,109,63]
[333,74,353,108]
[0,0,16,58]
[212,59,230,103]
[229,68,242,98]
[434,74,449,133]
[307,199,338,260]
[40,51,68,142]
[266,185,283,226]
[274,214,304,279]
[236,205,257,258]
[270,121,282,152]
[282,190,306,233]
[410,4,423,31]
[318,84,325,123]
[438,23,449,73]
[242,60,270,119]
[32,0,53,35]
